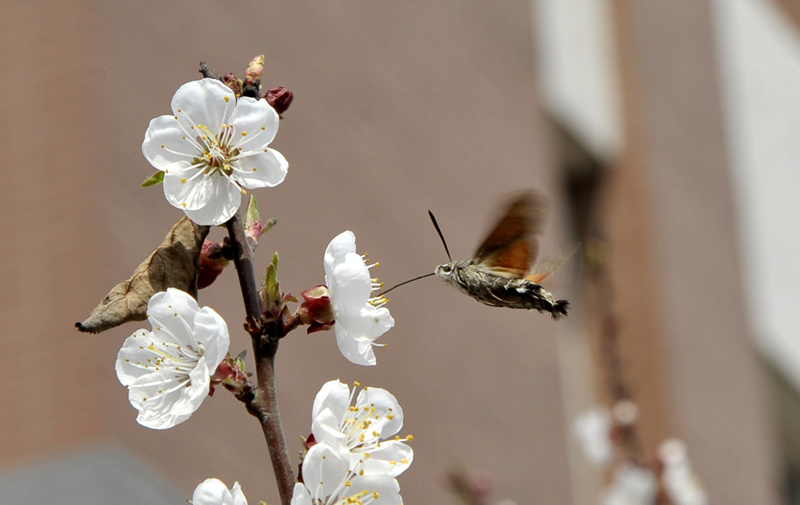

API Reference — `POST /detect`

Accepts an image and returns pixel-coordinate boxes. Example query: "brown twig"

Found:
[226,212,295,505]
[587,247,645,462]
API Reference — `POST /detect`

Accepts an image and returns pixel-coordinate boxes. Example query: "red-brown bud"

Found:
[222,73,243,95]
[264,86,294,116]
[198,239,231,289]
[298,285,335,334]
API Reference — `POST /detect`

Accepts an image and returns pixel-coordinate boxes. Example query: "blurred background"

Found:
[1,0,799,503]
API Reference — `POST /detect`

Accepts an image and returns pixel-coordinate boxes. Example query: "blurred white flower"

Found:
[192,478,247,505]
[116,288,230,429]
[600,463,657,505]
[291,441,404,505]
[324,231,394,365]
[659,439,708,505]
[143,78,288,225]
[311,380,413,477]
[573,408,614,466]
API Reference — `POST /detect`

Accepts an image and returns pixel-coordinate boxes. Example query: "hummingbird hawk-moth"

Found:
[433,191,569,319]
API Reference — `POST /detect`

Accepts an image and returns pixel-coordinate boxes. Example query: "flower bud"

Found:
[245,54,265,87]
[198,239,231,289]
[298,285,335,333]
[210,354,249,396]
[222,72,243,95]
[264,86,294,116]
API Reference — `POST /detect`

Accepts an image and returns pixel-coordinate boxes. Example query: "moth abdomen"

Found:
[448,266,568,319]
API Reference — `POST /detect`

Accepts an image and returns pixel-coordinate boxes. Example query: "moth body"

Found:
[435,260,569,318]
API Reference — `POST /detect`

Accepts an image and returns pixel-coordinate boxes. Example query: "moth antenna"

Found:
[377,272,436,296]
[428,210,452,262]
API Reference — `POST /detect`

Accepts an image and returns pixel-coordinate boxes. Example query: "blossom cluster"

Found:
[291,380,413,504]
[572,404,708,505]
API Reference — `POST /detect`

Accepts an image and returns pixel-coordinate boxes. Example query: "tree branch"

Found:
[226,212,295,505]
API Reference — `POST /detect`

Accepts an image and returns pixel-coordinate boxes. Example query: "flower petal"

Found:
[346,475,403,505]
[163,163,216,211]
[356,387,403,438]
[311,379,351,422]
[290,483,312,505]
[328,253,372,313]
[193,307,230,371]
[229,482,248,505]
[324,231,357,275]
[231,148,288,189]
[302,442,350,501]
[183,175,243,226]
[312,407,348,448]
[336,305,394,340]
[353,442,413,477]
[115,328,160,385]
[228,96,280,146]
[334,325,377,366]
[142,115,197,169]
[192,478,239,505]
[171,79,235,138]
[146,289,201,348]
[127,370,194,429]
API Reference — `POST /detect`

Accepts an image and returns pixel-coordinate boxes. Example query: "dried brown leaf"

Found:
[76,217,210,334]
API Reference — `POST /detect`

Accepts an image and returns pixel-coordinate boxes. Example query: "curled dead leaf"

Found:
[76,217,210,334]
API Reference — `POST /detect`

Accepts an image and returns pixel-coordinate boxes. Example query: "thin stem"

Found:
[226,212,295,505]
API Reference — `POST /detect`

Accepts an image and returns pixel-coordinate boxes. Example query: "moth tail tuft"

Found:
[550,299,570,320]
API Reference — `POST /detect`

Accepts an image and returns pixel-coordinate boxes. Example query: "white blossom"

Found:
[600,463,657,505]
[324,231,394,366]
[291,441,404,505]
[143,78,288,225]
[310,380,413,477]
[192,478,248,505]
[573,408,614,466]
[659,439,708,505]
[116,288,230,429]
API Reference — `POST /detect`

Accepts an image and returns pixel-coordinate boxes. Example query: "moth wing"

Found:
[474,191,548,274]
[525,244,581,285]
[478,239,534,278]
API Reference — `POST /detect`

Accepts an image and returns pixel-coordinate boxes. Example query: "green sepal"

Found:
[141,171,165,187]
[244,196,260,230]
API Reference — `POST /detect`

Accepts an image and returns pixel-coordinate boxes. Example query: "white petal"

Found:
[142,115,197,169]
[127,371,193,430]
[324,231,357,275]
[115,329,160,386]
[337,305,394,340]
[311,407,348,448]
[173,358,212,415]
[346,475,403,505]
[231,148,288,189]
[356,387,403,437]
[353,442,413,477]
[163,164,216,211]
[229,482,249,505]
[171,79,235,138]
[334,325,377,366]
[146,289,201,348]
[228,96,280,146]
[311,379,351,422]
[183,175,243,226]
[302,442,349,501]
[192,478,238,505]
[328,253,372,313]
[193,307,230,371]
[290,483,312,505]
